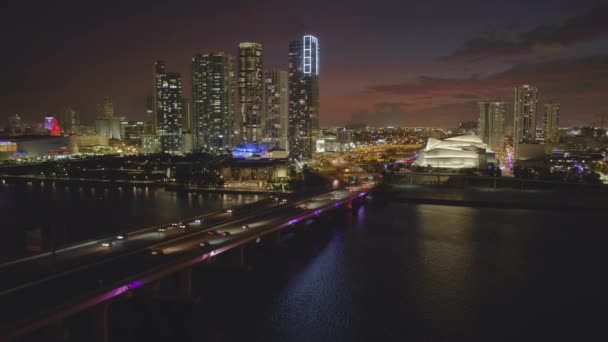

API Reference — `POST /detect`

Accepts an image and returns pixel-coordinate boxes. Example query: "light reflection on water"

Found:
[0,180,263,261]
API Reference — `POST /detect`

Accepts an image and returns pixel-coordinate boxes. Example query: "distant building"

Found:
[337,128,354,143]
[288,35,320,159]
[415,135,496,169]
[477,101,506,153]
[192,52,234,153]
[238,42,264,143]
[61,108,79,135]
[4,136,74,158]
[220,159,289,189]
[543,103,560,145]
[120,121,145,141]
[141,134,162,154]
[514,85,538,157]
[43,117,61,137]
[98,98,114,119]
[145,95,155,134]
[154,61,182,153]
[263,69,289,150]
[6,114,23,135]
[70,135,109,152]
[95,117,123,140]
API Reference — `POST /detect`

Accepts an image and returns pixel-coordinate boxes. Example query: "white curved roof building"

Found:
[415,135,496,169]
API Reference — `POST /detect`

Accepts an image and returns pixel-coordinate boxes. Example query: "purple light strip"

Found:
[7,190,375,339]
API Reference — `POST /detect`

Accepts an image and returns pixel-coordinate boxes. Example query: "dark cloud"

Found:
[367,55,608,125]
[442,5,608,62]
[453,93,479,99]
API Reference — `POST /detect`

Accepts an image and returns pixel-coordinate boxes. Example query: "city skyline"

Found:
[0,1,607,128]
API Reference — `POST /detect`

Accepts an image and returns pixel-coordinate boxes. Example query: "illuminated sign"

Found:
[303,35,319,75]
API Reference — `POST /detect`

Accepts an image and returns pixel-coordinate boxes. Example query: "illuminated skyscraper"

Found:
[264,69,288,150]
[513,85,538,156]
[192,52,235,152]
[288,35,319,159]
[154,61,182,153]
[543,103,560,145]
[477,101,506,152]
[238,42,263,143]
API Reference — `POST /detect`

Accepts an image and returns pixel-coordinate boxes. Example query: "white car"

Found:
[226,209,233,213]
[194,219,202,224]
[241,224,249,230]
[101,242,112,247]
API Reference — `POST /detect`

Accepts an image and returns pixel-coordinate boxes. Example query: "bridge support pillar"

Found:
[271,230,281,244]
[89,302,109,342]
[138,281,161,297]
[176,267,193,298]
[230,245,246,268]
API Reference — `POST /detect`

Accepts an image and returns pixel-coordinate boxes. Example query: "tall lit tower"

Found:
[238,42,263,143]
[154,61,182,153]
[192,52,235,153]
[543,103,560,145]
[477,101,506,153]
[264,69,289,150]
[513,84,538,156]
[288,35,319,159]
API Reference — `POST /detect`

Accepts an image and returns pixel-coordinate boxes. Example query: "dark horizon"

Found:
[0,0,607,127]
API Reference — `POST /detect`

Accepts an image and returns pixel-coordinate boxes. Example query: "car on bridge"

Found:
[115,233,128,240]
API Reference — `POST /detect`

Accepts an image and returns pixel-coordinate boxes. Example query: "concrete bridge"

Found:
[0,186,373,341]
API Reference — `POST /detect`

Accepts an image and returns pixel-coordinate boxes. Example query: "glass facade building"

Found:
[264,69,289,150]
[514,84,538,157]
[154,61,182,153]
[288,35,319,159]
[192,52,235,153]
[544,103,560,145]
[238,42,264,143]
[477,101,506,153]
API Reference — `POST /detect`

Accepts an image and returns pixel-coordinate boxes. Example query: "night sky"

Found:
[1,0,606,127]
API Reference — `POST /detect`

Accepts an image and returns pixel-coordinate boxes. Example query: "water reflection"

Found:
[0,180,263,261]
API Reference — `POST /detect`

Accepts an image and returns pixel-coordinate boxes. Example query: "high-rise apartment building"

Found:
[288,35,320,159]
[62,108,79,135]
[154,61,182,153]
[192,52,235,152]
[513,84,538,156]
[6,114,22,135]
[477,101,506,152]
[264,69,289,150]
[238,42,263,143]
[543,103,560,145]
[145,95,155,134]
